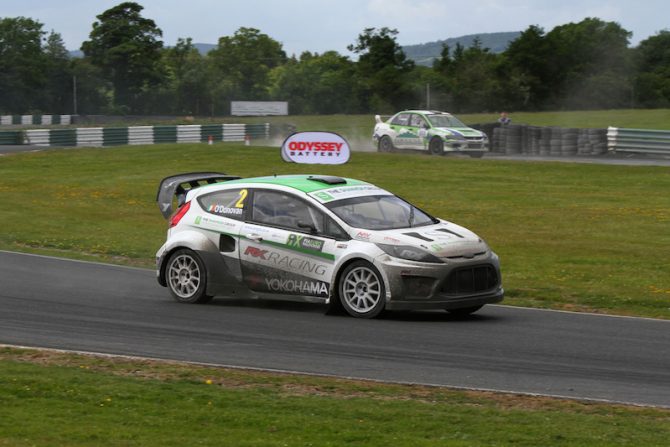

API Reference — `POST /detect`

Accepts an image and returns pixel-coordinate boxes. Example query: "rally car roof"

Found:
[398,110,455,116]
[223,175,368,193]
[158,173,378,219]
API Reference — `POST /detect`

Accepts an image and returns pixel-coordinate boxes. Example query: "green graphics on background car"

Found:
[156,173,503,319]
[373,110,489,157]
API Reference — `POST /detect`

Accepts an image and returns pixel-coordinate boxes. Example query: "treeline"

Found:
[1,2,669,116]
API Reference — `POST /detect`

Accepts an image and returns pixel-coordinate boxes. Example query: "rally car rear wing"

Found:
[156,172,241,219]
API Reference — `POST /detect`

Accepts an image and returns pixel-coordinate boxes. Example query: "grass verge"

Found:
[220,109,670,142]
[1,143,668,318]
[1,347,669,446]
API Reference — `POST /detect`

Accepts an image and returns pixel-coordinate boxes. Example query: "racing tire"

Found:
[378,135,394,152]
[446,305,483,317]
[166,249,213,304]
[428,137,444,155]
[469,152,485,158]
[338,260,386,319]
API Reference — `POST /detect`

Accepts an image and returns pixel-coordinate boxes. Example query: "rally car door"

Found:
[238,189,338,301]
[389,113,414,149]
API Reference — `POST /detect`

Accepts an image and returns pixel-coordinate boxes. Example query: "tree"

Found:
[433,39,504,112]
[501,25,551,109]
[70,57,110,114]
[81,2,164,113]
[207,27,286,113]
[269,51,358,114]
[545,18,633,109]
[633,31,670,107]
[163,38,210,114]
[42,31,74,113]
[502,19,633,110]
[348,27,416,112]
[0,17,48,113]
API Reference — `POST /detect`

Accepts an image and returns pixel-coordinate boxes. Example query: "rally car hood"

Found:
[353,220,489,259]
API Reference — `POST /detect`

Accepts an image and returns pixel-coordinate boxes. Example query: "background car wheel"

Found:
[469,152,485,158]
[166,249,212,304]
[338,261,386,319]
[446,305,483,316]
[429,137,444,155]
[378,135,394,152]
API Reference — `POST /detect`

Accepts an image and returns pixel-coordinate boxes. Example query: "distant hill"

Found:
[402,31,521,66]
[193,43,216,54]
[69,33,520,62]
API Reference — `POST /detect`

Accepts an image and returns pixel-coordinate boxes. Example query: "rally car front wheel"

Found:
[166,249,212,304]
[429,137,444,155]
[338,261,386,318]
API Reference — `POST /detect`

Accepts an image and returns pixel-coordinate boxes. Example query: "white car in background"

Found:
[373,110,489,157]
[156,173,503,318]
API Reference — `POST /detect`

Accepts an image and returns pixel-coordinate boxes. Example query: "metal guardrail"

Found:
[607,127,670,155]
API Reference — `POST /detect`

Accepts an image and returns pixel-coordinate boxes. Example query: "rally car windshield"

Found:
[325,195,437,230]
[427,114,467,128]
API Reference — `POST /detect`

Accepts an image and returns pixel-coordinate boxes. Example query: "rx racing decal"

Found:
[287,233,324,252]
[243,246,328,276]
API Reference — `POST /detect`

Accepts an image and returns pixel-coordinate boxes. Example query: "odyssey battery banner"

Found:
[281,131,350,164]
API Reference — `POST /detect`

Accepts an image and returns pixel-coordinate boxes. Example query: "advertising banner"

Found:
[281,131,350,164]
[231,101,288,116]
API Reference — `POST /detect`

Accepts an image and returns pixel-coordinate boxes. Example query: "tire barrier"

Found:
[18,123,270,147]
[607,127,670,155]
[472,123,610,157]
[0,115,72,125]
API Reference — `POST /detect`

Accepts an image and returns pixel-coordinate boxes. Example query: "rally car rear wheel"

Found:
[338,261,386,318]
[378,136,394,152]
[166,249,212,304]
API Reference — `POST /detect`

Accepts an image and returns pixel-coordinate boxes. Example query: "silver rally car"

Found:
[373,110,489,157]
[156,173,503,318]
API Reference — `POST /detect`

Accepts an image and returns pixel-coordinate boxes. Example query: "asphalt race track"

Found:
[1,250,669,408]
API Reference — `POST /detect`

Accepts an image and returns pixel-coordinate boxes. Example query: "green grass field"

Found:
[1,143,668,318]
[2,134,670,444]
[2,347,669,446]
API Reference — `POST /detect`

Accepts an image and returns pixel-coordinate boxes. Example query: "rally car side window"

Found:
[197,189,247,220]
[252,190,322,231]
[410,114,427,128]
[391,113,410,126]
[251,190,348,239]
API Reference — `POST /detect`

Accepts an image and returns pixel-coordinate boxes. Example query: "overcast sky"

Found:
[3,0,668,55]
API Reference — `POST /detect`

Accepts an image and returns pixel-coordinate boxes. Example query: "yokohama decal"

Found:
[264,278,329,296]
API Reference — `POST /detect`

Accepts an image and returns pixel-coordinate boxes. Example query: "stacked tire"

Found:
[492,126,504,153]
[505,124,523,155]
[540,127,552,156]
[550,127,562,156]
[561,128,579,156]
[589,128,608,155]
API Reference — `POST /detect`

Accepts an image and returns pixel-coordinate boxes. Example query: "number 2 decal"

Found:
[235,189,248,208]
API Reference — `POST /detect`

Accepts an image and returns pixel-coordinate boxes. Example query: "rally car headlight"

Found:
[376,244,444,264]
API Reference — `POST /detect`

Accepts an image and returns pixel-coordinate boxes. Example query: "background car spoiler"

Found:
[156,172,241,219]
